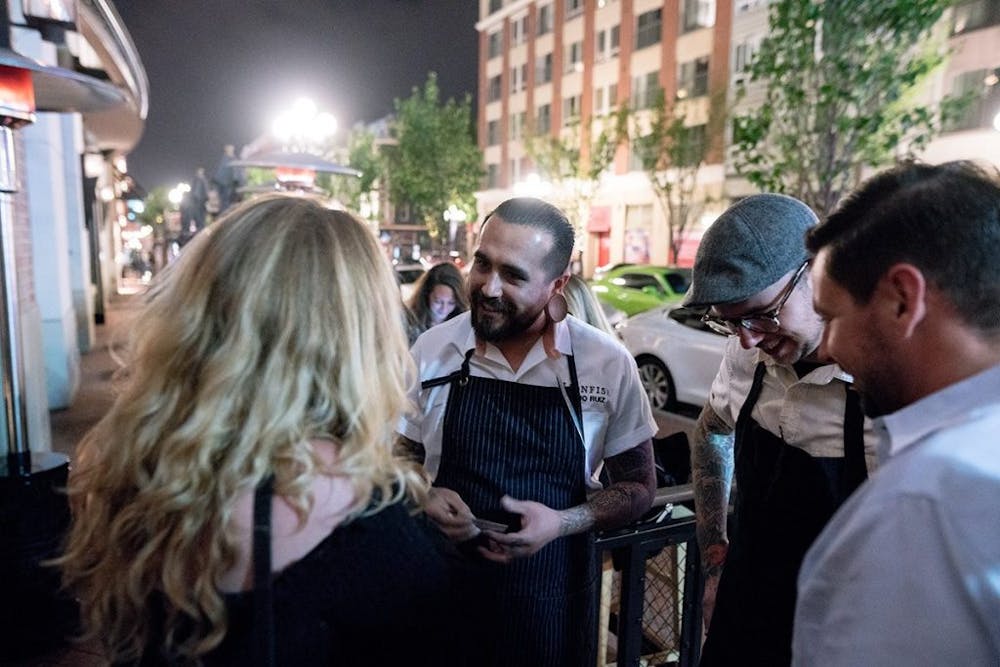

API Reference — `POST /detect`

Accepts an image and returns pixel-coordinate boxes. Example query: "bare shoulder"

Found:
[219,439,356,592]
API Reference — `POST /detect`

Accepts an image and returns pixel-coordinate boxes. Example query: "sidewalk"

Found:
[49,291,142,458]
[18,292,143,667]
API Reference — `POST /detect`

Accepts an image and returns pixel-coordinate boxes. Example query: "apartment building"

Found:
[476,0,732,275]
[922,0,1000,166]
[478,0,1000,276]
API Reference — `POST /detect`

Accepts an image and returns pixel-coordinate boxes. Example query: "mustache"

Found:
[472,292,514,314]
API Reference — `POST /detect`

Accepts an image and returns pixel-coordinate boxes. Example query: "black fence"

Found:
[596,484,703,667]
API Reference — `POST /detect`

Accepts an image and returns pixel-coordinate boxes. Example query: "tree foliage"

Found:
[386,72,483,239]
[631,92,710,264]
[523,106,629,235]
[323,128,381,213]
[732,0,965,216]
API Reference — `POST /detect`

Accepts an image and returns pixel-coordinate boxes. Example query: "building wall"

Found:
[477,0,729,276]
[479,0,1000,274]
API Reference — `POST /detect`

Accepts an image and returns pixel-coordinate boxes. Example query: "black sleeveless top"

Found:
[133,493,470,665]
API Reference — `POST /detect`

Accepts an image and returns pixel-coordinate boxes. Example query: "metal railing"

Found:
[596,484,704,667]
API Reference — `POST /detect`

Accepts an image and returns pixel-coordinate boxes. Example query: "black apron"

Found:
[423,349,598,667]
[700,362,867,666]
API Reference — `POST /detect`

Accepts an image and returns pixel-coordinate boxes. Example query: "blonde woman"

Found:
[59,195,465,665]
[564,274,615,336]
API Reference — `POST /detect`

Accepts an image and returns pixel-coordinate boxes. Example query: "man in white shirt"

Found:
[398,197,657,666]
[795,160,1000,665]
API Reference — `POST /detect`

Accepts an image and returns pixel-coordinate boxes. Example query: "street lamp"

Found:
[443,204,468,252]
[167,182,190,206]
[271,97,337,152]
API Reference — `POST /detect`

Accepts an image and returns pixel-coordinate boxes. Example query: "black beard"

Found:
[471,293,541,342]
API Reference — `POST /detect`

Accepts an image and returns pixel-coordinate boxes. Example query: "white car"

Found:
[616,305,728,411]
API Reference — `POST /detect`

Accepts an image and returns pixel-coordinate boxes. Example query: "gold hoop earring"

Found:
[547,293,568,323]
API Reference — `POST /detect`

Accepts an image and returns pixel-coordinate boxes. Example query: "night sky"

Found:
[114,0,480,191]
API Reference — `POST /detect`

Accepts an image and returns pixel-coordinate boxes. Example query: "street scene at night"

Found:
[1,1,999,665]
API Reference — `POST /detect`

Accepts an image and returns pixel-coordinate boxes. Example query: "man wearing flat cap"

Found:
[687,194,878,665]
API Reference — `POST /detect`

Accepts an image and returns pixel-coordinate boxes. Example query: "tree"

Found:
[386,72,483,241]
[631,92,710,265]
[732,0,966,217]
[321,127,381,214]
[523,107,629,246]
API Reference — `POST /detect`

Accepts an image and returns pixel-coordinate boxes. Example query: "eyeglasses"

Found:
[701,261,809,336]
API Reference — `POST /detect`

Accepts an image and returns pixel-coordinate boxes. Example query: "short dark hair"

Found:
[484,198,575,279]
[807,160,1000,333]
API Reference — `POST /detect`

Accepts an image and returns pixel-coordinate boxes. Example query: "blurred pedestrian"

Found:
[686,194,877,666]
[794,160,1000,665]
[190,167,210,230]
[212,144,239,212]
[58,195,466,665]
[406,262,468,344]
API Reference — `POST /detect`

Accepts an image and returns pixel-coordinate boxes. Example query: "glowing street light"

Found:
[271,97,338,150]
[167,182,190,206]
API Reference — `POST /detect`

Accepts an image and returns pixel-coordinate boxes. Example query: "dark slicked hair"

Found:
[484,197,575,279]
[807,160,1000,333]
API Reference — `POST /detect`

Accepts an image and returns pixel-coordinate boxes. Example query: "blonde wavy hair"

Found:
[58,195,423,663]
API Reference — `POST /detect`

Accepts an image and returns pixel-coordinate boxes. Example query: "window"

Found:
[947,67,1000,131]
[510,111,526,139]
[566,0,584,19]
[562,94,582,123]
[536,52,553,84]
[487,120,501,146]
[565,40,583,73]
[509,158,523,184]
[677,124,707,166]
[682,0,716,33]
[677,57,710,99]
[635,9,662,50]
[488,74,503,102]
[488,30,503,59]
[734,41,754,74]
[594,83,618,115]
[511,15,529,45]
[596,25,620,61]
[537,103,552,134]
[538,4,554,35]
[631,70,661,109]
[952,0,1000,35]
[510,64,527,93]
[486,163,501,188]
[489,0,503,12]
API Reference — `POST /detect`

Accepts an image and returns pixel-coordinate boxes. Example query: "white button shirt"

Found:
[397,312,657,491]
[793,363,1000,666]
[710,337,879,471]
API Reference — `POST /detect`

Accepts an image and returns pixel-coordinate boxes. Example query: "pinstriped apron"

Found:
[423,349,598,666]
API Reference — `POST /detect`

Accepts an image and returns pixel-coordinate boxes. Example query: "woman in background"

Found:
[59,195,465,665]
[406,262,468,343]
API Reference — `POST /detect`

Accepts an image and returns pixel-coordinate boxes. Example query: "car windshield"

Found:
[662,269,691,294]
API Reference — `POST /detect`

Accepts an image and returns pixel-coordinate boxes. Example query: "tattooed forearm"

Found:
[691,404,735,570]
[555,439,656,536]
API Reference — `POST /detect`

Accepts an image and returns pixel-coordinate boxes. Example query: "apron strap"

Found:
[840,384,868,497]
[253,475,276,667]
[735,361,768,442]
[421,348,475,389]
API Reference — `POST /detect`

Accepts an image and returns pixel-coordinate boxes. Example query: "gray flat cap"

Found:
[684,193,818,308]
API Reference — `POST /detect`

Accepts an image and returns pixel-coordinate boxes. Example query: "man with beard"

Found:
[686,194,878,666]
[793,161,1000,665]
[398,197,657,666]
